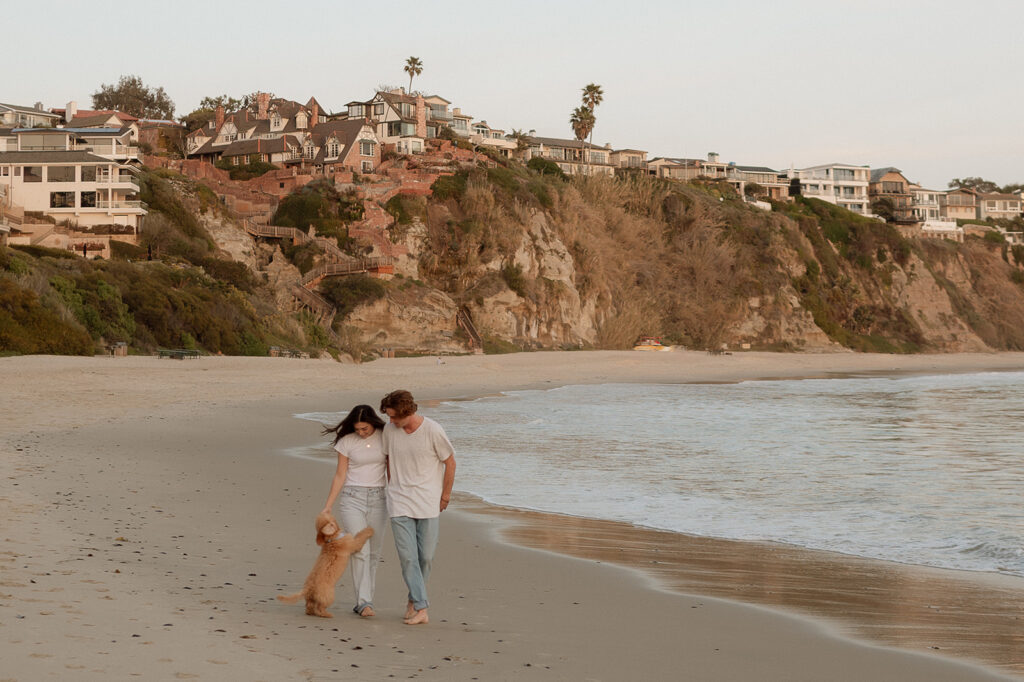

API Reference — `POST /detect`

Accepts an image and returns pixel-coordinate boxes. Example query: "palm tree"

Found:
[510,128,531,157]
[581,83,603,173]
[404,57,423,94]
[569,106,595,175]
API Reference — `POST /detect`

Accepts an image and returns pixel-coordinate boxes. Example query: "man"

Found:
[379,389,456,625]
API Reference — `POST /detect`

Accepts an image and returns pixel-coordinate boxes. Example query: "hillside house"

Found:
[976,192,1022,221]
[469,121,516,156]
[525,137,616,176]
[187,94,326,164]
[910,185,945,222]
[789,163,872,216]
[648,153,730,182]
[346,89,426,152]
[869,167,915,224]
[0,127,146,256]
[0,101,60,128]
[940,188,977,221]
[610,149,648,173]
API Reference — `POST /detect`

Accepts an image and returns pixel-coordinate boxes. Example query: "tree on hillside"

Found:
[199,94,243,112]
[404,57,423,94]
[569,106,595,175]
[581,83,604,168]
[948,177,1000,193]
[510,129,532,154]
[92,75,175,119]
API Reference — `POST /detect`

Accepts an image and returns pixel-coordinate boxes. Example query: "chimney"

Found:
[415,94,426,138]
[66,101,78,121]
[257,92,270,120]
[708,152,720,163]
[311,101,319,126]
[215,105,225,130]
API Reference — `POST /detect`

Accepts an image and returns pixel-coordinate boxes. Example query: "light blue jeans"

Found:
[336,486,387,614]
[390,516,439,611]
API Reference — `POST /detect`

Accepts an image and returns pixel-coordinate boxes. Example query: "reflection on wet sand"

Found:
[461,497,1024,677]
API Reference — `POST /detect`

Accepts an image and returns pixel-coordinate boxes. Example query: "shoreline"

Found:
[3,351,1023,680]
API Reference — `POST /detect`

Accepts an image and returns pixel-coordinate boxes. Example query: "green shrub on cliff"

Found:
[319,274,385,319]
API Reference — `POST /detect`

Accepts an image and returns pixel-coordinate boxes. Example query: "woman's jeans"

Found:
[390,516,439,611]
[336,486,387,613]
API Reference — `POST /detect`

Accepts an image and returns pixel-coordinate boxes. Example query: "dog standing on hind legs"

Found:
[276,511,373,618]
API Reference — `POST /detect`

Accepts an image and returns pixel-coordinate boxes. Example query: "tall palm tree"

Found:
[569,106,595,175]
[404,57,423,94]
[581,83,604,173]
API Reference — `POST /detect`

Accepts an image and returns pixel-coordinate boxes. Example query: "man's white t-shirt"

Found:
[382,417,454,519]
[334,430,386,487]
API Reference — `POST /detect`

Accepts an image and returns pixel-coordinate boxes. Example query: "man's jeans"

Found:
[390,516,439,611]
[337,486,388,613]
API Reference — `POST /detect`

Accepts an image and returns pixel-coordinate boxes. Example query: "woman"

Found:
[320,405,388,617]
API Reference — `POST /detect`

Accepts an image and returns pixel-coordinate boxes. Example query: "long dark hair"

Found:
[322,404,386,446]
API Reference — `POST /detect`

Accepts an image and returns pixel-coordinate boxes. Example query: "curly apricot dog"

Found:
[276,511,374,618]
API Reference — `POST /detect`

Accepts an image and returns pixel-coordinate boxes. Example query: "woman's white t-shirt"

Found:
[334,430,386,487]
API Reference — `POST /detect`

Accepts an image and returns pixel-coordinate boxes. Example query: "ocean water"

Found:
[293,371,1024,577]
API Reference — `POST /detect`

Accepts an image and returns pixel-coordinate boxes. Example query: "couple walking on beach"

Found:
[319,390,456,625]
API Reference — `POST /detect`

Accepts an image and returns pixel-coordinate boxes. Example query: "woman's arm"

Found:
[320,452,350,515]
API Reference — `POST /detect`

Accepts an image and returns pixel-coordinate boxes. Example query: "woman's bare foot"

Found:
[359,606,375,618]
[403,608,429,625]
[404,601,416,619]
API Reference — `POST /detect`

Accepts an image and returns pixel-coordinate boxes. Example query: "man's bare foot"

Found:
[403,608,429,625]
[404,601,416,619]
[359,606,375,618]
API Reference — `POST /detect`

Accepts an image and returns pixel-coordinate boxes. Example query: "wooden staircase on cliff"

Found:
[457,307,485,354]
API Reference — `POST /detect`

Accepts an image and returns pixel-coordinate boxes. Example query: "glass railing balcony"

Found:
[96,174,140,188]
[427,109,453,121]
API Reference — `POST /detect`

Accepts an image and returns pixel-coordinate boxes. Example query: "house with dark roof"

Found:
[869,167,915,223]
[186,93,326,164]
[0,127,146,247]
[522,136,616,176]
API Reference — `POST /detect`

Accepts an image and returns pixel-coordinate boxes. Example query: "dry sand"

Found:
[2,350,1023,681]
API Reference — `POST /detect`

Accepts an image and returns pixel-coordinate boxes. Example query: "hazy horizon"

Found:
[6,0,1022,189]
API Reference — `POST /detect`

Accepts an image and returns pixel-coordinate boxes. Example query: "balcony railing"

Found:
[83,144,140,158]
[427,109,453,121]
[96,173,140,188]
[97,200,147,210]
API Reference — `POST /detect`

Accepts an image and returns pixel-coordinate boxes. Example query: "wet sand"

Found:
[2,351,1022,680]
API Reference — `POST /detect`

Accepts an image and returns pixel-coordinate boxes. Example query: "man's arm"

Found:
[440,455,456,512]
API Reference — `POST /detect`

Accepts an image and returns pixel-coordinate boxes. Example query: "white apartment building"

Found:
[910,185,945,222]
[789,163,872,216]
[0,127,145,231]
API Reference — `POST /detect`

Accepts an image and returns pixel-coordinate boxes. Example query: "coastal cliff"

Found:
[3,164,1024,358]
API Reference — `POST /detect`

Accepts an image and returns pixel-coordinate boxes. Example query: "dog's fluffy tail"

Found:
[276,591,304,604]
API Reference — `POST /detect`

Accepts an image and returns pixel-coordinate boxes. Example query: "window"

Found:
[50,191,75,208]
[0,167,8,176]
[373,104,384,116]
[360,140,374,156]
[349,105,364,117]
[412,141,422,153]
[272,114,282,128]
[80,191,96,208]
[361,160,373,173]
[81,166,96,182]
[48,166,76,182]
[304,144,315,159]
[24,166,42,182]
[328,141,339,158]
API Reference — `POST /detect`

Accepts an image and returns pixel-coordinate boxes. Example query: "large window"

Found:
[81,165,96,182]
[48,166,75,182]
[360,140,375,156]
[80,191,96,207]
[50,191,75,208]
[24,166,42,182]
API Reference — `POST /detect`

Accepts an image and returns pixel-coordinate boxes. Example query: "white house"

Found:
[0,127,145,233]
[789,163,872,216]
[0,101,60,128]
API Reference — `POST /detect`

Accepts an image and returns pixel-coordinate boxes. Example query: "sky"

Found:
[6,0,1023,189]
